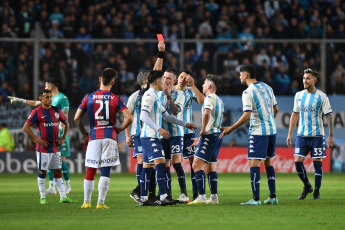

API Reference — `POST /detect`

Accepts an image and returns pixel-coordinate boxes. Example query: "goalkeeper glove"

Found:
[8,96,26,104]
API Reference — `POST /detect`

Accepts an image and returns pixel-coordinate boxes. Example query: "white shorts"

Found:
[85,138,120,168]
[36,151,62,171]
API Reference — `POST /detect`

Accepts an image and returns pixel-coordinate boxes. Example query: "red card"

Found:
[157,34,164,42]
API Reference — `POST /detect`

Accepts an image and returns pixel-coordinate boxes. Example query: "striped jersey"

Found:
[158,89,185,137]
[202,94,224,134]
[127,90,141,136]
[293,89,332,136]
[78,90,127,141]
[26,105,66,153]
[140,88,164,138]
[182,87,198,134]
[242,82,277,136]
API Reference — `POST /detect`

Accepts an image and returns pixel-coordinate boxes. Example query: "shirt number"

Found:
[95,100,109,120]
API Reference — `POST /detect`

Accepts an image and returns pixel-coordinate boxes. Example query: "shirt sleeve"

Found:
[26,110,38,125]
[321,94,332,115]
[58,108,67,122]
[60,95,70,111]
[126,92,136,113]
[204,95,216,111]
[141,92,154,113]
[118,97,128,112]
[242,90,252,112]
[78,95,88,111]
[293,93,299,113]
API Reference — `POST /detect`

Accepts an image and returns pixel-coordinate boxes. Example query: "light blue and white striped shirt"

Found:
[293,89,332,136]
[127,90,141,136]
[202,94,224,134]
[182,87,197,134]
[242,82,277,136]
[140,88,164,138]
[158,89,185,137]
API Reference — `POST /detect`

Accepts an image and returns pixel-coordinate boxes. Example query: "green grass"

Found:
[0,173,344,230]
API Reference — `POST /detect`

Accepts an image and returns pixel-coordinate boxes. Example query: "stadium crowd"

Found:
[1,0,345,106]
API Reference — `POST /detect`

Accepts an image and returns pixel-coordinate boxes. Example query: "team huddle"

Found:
[9,42,334,208]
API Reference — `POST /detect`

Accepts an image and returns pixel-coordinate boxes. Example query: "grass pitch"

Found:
[0,173,344,230]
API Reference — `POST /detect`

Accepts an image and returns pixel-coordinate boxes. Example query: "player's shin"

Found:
[195,170,206,200]
[313,161,323,190]
[295,162,311,187]
[98,167,111,205]
[165,166,172,197]
[84,167,97,203]
[265,166,276,197]
[190,163,198,199]
[53,173,66,198]
[250,167,261,201]
[156,163,168,200]
[208,171,218,198]
[140,167,153,202]
[38,172,46,198]
[173,163,187,195]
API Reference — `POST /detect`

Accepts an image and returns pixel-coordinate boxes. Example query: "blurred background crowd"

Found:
[1,0,345,106]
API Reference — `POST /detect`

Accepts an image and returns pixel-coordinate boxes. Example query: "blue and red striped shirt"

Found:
[78,90,127,141]
[26,105,66,153]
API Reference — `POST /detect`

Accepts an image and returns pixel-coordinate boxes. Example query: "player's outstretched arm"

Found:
[115,109,133,134]
[23,122,48,147]
[286,112,299,147]
[161,111,192,128]
[153,42,165,71]
[326,113,334,148]
[8,96,41,107]
[220,111,251,138]
[74,108,88,138]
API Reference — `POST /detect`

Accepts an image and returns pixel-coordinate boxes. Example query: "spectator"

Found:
[274,63,291,95]
[78,67,98,94]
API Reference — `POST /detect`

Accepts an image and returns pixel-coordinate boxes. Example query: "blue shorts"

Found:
[294,136,326,159]
[132,136,143,158]
[183,133,196,159]
[195,133,222,163]
[161,136,184,160]
[141,137,165,164]
[248,134,276,160]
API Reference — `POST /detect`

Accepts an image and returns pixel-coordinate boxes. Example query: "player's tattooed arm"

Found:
[166,95,181,116]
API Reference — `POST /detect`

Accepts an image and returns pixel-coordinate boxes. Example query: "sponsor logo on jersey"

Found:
[97,120,109,126]
[55,112,59,118]
[44,122,59,127]
[92,95,115,100]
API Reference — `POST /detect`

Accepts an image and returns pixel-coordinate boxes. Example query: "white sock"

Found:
[140,196,148,202]
[38,177,46,198]
[98,176,110,205]
[211,194,218,199]
[54,178,66,199]
[84,179,94,203]
[199,194,207,200]
[49,180,55,189]
[160,193,167,201]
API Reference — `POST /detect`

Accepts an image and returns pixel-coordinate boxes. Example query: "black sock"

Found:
[148,169,156,199]
[254,196,260,201]
[270,193,276,198]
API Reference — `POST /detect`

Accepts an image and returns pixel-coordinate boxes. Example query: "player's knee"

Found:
[85,167,97,180]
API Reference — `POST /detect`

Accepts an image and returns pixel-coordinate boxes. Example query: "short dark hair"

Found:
[148,70,164,84]
[304,68,319,79]
[239,65,257,79]
[39,89,52,97]
[165,68,178,78]
[181,69,192,76]
[102,68,117,86]
[46,78,59,89]
[206,74,221,90]
[137,70,150,85]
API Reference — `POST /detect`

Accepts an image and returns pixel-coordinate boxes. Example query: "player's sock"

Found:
[136,163,143,186]
[84,179,94,203]
[140,167,153,199]
[37,172,46,198]
[295,162,311,188]
[54,174,66,199]
[98,167,111,204]
[173,163,187,194]
[165,166,172,196]
[313,161,323,190]
[61,161,70,181]
[208,171,218,196]
[195,170,206,196]
[156,163,167,196]
[98,176,110,205]
[190,164,198,198]
[265,166,276,196]
[148,169,156,199]
[47,169,54,188]
[250,167,260,200]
